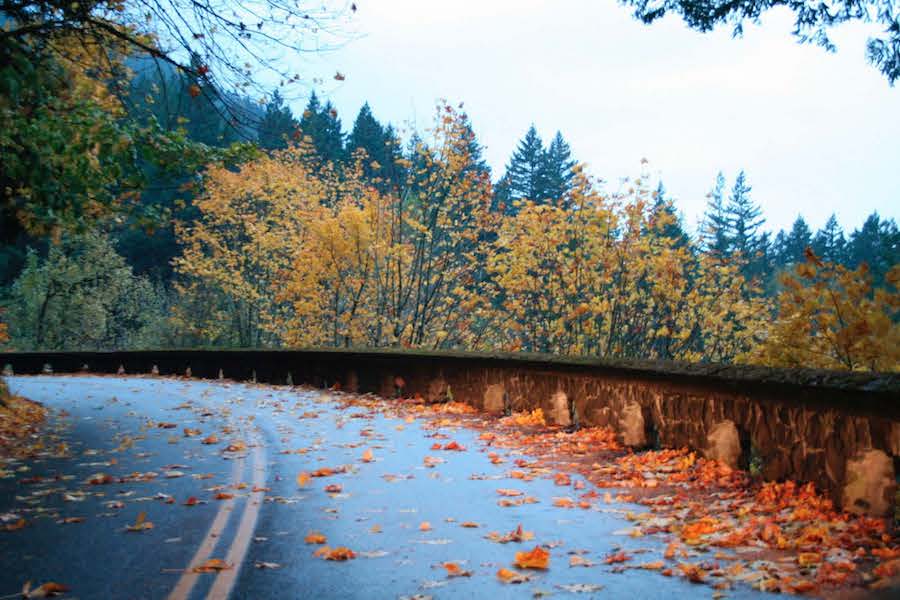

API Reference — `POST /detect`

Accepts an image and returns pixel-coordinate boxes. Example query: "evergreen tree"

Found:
[651,182,690,248]
[848,213,900,289]
[726,171,764,260]
[700,172,730,256]
[347,102,385,178]
[540,131,577,206]
[811,214,847,265]
[380,124,406,192]
[503,125,548,206]
[492,173,513,213]
[257,89,298,150]
[779,216,813,266]
[458,112,491,181]
[299,92,345,165]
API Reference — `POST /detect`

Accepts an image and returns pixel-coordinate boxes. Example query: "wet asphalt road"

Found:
[0,376,774,599]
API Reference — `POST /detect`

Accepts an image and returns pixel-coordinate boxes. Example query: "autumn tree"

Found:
[172,144,324,347]
[750,250,900,371]
[488,164,769,361]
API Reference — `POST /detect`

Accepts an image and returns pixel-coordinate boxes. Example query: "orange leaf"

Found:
[514,546,550,569]
[305,531,327,544]
[125,511,153,532]
[214,492,233,500]
[324,547,356,561]
[419,521,432,532]
[443,562,472,577]
[497,567,530,583]
[361,449,374,463]
[192,558,231,573]
[296,472,310,487]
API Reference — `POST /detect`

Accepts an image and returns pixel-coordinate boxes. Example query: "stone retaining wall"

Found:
[2,349,898,515]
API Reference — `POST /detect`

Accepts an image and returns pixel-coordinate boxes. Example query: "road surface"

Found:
[0,376,803,598]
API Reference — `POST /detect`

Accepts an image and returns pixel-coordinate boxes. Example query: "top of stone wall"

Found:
[6,348,895,397]
[0,348,900,401]
[295,348,900,395]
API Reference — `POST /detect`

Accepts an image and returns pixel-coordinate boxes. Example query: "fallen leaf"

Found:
[193,558,232,573]
[126,511,153,532]
[556,583,604,593]
[419,521,432,532]
[443,562,472,577]
[22,581,70,598]
[496,568,530,583]
[569,555,594,567]
[514,546,550,569]
[324,547,356,561]
[297,472,310,487]
[305,531,327,544]
[361,449,374,462]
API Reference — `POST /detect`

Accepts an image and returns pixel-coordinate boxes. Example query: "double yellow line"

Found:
[168,434,266,600]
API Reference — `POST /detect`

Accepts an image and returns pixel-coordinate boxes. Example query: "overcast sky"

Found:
[296,0,898,234]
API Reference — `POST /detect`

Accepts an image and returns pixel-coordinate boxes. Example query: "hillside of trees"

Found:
[1,43,897,371]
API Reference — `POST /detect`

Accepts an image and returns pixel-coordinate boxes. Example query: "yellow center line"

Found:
[167,451,245,600]
[206,434,267,600]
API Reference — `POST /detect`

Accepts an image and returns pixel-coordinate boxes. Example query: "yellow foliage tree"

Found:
[175,103,498,349]
[487,167,770,361]
[173,143,327,346]
[748,250,900,371]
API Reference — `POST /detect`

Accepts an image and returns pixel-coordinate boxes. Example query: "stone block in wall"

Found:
[550,391,570,427]
[588,406,611,428]
[345,370,359,393]
[842,449,896,517]
[704,420,741,469]
[483,384,505,414]
[890,422,900,456]
[426,377,449,403]
[618,400,646,448]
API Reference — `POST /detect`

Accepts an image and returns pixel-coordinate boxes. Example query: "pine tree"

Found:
[299,92,345,165]
[492,173,513,213]
[540,131,577,206]
[258,89,298,150]
[848,213,900,289]
[503,125,547,206]
[458,112,491,181]
[812,214,847,265]
[347,102,386,179]
[779,216,813,266]
[700,172,730,257]
[380,124,406,192]
[726,171,764,259]
[651,182,690,248]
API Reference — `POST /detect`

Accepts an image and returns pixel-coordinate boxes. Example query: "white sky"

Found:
[295,0,899,234]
